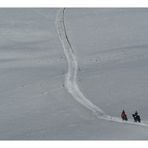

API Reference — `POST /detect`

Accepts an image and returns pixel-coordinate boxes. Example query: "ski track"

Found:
[56,8,148,128]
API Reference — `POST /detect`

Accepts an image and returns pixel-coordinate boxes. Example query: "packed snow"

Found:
[0,8,148,140]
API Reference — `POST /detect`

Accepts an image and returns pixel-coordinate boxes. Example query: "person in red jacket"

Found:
[121,110,128,121]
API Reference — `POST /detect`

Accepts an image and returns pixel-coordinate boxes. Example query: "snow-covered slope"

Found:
[0,8,148,140]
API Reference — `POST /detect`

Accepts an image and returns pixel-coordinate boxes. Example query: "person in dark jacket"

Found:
[121,110,128,121]
[132,111,141,123]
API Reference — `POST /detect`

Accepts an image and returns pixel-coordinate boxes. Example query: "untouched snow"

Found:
[0,8,148,140]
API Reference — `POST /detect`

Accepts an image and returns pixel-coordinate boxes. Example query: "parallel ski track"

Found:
[56,8,148,128]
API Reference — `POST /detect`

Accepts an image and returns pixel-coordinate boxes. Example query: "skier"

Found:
[121,110,128,121]
[132,111,141,123]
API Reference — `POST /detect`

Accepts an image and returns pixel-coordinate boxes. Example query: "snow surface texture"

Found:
[1,8,148,139]
[56,8,148,127]
[56,8,105,117]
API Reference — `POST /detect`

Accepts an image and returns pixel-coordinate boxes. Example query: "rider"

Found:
[121,110,128,121]
[132,111,141,123]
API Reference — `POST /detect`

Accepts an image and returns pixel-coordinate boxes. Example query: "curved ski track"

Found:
[56,8,148,128]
